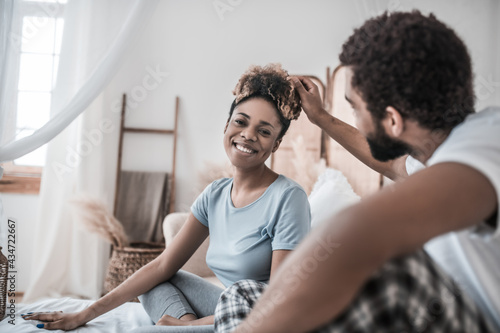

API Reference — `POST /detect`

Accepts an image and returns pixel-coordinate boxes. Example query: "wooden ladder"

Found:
[113,94,179,216]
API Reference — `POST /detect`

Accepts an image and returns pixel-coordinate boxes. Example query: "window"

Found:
[0,0,66,194]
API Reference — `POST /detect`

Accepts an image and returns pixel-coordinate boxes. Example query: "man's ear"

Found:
[383,106,404,137]
[272,138,282,153]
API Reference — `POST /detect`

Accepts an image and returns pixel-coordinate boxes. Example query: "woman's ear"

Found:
[383,106,404,137]
[272,138,282,153]
[224,121,229,134]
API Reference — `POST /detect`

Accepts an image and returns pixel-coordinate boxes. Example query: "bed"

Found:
[0,164,361,332]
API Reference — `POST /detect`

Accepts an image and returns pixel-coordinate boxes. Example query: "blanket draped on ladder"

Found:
[115,171,171,243]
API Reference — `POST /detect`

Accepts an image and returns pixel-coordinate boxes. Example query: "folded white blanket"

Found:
[0,297,153,332]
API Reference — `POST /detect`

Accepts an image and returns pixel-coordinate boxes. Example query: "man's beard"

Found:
[366,121,412,162]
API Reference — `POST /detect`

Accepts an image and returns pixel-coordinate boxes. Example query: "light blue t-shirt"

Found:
[191,174,311,287]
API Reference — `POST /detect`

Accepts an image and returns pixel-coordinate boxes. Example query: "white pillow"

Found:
[308,168,360,228]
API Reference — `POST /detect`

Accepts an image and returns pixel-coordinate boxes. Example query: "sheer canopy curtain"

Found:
[13,0,159,302]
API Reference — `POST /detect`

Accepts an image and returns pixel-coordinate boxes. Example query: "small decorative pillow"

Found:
[309,168,361,228]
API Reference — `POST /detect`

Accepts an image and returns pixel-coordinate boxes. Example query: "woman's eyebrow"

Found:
[259,120,275,129]
[236,112,275,129]
[237,112,251,119]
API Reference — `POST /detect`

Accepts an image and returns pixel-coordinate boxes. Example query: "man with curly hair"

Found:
[214,11,500,332]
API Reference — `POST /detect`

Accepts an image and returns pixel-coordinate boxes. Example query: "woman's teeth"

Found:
[236,144,254,154]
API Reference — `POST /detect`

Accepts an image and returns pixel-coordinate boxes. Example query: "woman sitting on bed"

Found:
[22,64,311,332]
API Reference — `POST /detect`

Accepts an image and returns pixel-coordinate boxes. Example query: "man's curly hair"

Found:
[339,10,475,130]
[229,64,302,139]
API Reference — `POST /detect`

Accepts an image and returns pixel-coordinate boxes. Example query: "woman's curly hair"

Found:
[339,11,475,130]
[229,64,302,139]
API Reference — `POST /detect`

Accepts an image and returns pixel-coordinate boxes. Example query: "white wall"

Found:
[2,0,499,292]
[105,0,361,211]
[494,0,500,107]
[106,0,500,211]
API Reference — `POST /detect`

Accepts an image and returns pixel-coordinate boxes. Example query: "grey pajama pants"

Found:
[132,270,224,333]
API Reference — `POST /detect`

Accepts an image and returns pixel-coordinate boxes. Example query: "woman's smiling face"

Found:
[224,97,283,170]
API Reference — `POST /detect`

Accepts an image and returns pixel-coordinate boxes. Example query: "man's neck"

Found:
[404,123,452,164]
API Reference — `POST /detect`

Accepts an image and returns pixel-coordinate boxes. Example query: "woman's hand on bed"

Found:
[21,311,89,330]
[290,76,329,125]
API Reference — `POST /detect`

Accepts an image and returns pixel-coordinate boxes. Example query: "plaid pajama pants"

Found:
[214,250,495,333]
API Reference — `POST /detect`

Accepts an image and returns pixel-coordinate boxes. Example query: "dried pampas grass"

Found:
[70,196,129,248]
[291,135,326,195]
[195,161,234,196]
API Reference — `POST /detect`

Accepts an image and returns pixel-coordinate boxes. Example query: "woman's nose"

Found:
[240,127,257,141]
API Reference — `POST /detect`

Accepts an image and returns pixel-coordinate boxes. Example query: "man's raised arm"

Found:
[291,76,408,181]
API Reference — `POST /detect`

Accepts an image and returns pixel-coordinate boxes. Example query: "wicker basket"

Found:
[104,242,164,302]
[0,247,8,321]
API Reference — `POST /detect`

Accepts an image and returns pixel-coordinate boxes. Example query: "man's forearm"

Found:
[291,76,407,180]
[234,209,385,333]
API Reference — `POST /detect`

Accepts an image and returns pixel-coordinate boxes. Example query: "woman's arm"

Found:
[23,213,209,331]
[270,250,291,279]
[291,76,408,181]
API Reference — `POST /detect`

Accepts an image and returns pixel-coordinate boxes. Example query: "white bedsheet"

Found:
[0,297,153,332]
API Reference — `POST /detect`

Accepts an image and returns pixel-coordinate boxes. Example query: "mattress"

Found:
[0,297,153,332]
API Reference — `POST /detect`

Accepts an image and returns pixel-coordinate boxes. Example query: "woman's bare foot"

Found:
[156,314,214,326]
